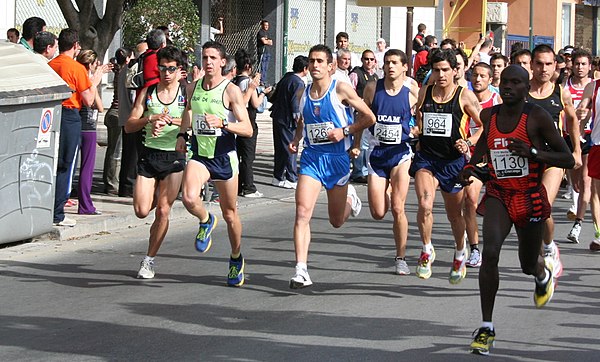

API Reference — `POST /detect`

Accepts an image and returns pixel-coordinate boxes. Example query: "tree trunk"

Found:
[57,0,126,59]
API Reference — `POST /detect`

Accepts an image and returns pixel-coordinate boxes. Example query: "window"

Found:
[562,3,572,48]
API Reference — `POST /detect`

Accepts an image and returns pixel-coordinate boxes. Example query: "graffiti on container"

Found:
[20,149,53,202]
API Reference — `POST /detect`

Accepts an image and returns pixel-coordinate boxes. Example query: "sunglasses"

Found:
[158,65,180,73]
[363,57,375,61]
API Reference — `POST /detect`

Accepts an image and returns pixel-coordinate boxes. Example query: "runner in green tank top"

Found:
[125,46,186,279]
[176,41,252,287]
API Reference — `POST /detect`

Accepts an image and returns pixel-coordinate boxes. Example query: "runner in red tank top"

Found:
[458,65,575,356]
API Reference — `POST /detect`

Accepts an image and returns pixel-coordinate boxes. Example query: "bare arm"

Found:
[175,83,196,153]
[562,89,582,168]
[125,87,149,133]
[336,81,376,135]
[224,83,253,137]
[458,107,491,185]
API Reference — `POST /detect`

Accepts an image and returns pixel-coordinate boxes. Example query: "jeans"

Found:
[260,52,271,85]
[53,107,81,223]
[272,117,298,182]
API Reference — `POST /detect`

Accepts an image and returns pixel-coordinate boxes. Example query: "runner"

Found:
[125,46,187,279]
[526,44,581,278]
[362,49,418,275]
[464,62,502,268]
[176,41,253,287]
[411,48,483,283]
[288,44,376,289]
[460,65,575,355]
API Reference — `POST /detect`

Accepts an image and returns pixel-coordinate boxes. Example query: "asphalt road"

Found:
[1,182,600,361]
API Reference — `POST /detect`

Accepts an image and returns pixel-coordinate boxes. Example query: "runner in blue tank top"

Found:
[288,44,376,289]
[361,49,419,276]
[176,41,253,287]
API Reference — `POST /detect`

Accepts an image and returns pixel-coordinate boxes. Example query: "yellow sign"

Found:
[356,0,438,6]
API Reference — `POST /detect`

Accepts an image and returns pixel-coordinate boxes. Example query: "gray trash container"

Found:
[0,42,72,244]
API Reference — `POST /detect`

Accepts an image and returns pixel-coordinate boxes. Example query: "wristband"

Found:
[463,164,475,171]
[465,139,473,147]
[177,132,189,141]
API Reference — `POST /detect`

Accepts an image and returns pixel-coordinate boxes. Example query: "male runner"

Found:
[411,48,482,284]
[126,46,187,279]
[362,49,418,275]
[288,44,376,289]
[176,41,253,287]
[461,65,574,355]
[527,44,581,277]
[564,49,593,243]
[464,62,502,268]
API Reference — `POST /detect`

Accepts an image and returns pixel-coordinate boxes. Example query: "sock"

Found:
[200,213,210,224]
[455,247,466,261]
[544,240,556,253]
[573,190,580,206]
[574,218,582,226]
[144,256,155,263]
[423,243,434,254]
[470,244,479,252]
[296,262,307,271]
[481,321,494,331]
[231,252,241,260]
[536,268,550,285]
[395,256,405,261]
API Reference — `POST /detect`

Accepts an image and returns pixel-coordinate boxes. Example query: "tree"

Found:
[57,0,127,59]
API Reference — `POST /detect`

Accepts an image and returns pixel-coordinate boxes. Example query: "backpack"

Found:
[414,63,431,86]
[126,50,157,89]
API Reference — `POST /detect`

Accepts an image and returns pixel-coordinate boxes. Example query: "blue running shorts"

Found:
[299,148,351,190]
[190,150,239,181]
[367,142,412,179]
[409,151,465,193]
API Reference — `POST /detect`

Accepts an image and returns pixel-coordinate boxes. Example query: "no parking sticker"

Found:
[37,108,53,148]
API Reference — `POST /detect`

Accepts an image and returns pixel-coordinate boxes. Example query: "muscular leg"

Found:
[479,197,513,322]
[389,162,411,258]
[214,176,243,255]
[464,177,483,247]
[516,222,546,279]
[181,160,211,222]
[133,175,158,219]
[293,175,322,263]
[591,179,600,239]
[414,169,439,246]
[541,168,564,246]
[441,189,466,251]
[146,172,183,256]
[326,183,352,228]
[368,174,390,220]
[574,155,591,220]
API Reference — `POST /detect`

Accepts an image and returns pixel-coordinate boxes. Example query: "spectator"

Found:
[333,48,352,84]
[19,16,46,51]
[33,31,58,62]
[413,23,427,52]
[511,49,533,79]
[334,31,360,69]
[143,29,167,89]
[256,19,273,85]
[155,25,173,46]
[374,38,389,78]
[233,48,272,198]
[48,28,108,226]
[413,35,438,81]
[103,47,133,195]
[76,49,105,215]
[270,55,309,189]
[490,53,508,89]
[6,28,19,43]
[478,37,493,64]
[211,17,224,40]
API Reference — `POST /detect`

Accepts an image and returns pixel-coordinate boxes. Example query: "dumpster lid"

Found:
[0,42,73,106]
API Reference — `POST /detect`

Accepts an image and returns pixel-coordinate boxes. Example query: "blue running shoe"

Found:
[195,213,217,253]
[228,255,245,287]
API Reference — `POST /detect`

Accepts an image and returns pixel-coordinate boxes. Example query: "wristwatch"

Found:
[177,132,189,141]
[222,118,229,128]
[343,126,351,137]
[529,146,538,160]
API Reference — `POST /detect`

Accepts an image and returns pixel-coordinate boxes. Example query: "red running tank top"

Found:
[487,103,544,190]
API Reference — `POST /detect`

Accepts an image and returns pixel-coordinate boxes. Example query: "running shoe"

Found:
[395,258,410,275]
[415,247,436,279]
[534,263,555,308]
[347,184,362,217]
[544,243,563,278]
[195,213,217,253]
[590,238,600,251]
[470,327,496,355]
[290,266,313,289]
[227,255,245,287]
[561,186,572,200]
[466,248,482,268]
[449,253,468,285]
[137,259,155,279]
[242,190,264,198]
[567,223,581,244]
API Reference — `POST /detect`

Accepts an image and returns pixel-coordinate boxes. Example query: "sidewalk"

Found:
[43,112,295,241]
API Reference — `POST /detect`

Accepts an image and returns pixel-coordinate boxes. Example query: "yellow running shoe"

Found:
[470,327,496,355]
[416,247,436,279]
[534,263,555,308]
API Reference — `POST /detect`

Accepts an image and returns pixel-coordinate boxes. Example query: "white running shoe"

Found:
[347,184,362,217]
[567,224,581,244]
[395,258,410,275]
[243,190,264,198]
[544,244,563,278]
[290,266,312,289]
[137,260,155,279]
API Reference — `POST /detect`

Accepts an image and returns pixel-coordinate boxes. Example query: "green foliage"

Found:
[122,0,199,53]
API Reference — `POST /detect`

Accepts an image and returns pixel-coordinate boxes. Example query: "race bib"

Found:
[490,149,529,179]
[374,123,403,144]
[193,114,222,137]
[422,112,452,137]
[306,122,334,145]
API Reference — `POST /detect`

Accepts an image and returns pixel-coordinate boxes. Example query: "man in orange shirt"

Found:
[49,28,107,226]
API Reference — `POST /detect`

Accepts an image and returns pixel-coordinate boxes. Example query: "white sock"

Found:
[536,268,550,284]
[296,262,307,271]
[544,240,556,253]
[423,243,434,254]
[144,256,155,263]
[572,190,579,206]
[481,321,494,331]
[455,247,466,261]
